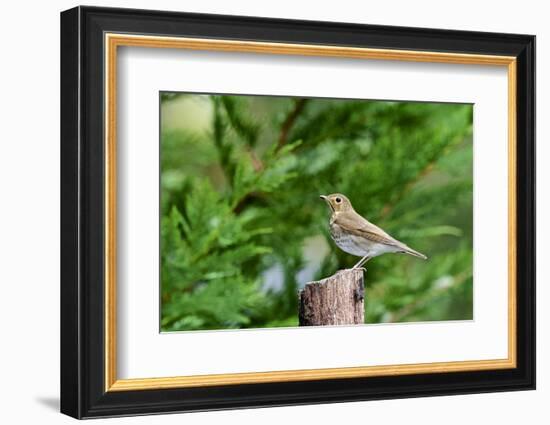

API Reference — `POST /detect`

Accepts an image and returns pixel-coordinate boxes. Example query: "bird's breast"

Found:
[329,223,370,257]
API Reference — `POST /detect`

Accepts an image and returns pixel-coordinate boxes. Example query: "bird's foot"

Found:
[351,266,366,272]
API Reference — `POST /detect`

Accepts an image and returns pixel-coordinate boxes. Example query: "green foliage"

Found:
[160,93,473,331]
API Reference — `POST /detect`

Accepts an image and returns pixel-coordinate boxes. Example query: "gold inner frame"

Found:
[104,33,517,392]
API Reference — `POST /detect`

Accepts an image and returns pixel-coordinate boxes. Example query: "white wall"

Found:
[0,1,545,423]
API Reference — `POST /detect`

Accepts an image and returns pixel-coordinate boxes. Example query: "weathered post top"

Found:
[298,269,365,326]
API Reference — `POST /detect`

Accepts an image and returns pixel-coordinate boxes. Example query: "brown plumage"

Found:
[320,193,427,269]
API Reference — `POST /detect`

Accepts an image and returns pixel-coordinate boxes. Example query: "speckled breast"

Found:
[329,223,368,257]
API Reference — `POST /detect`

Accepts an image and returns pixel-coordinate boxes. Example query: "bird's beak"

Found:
[320,195,333,212]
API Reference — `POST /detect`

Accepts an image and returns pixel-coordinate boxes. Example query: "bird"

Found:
[320,193,427,269]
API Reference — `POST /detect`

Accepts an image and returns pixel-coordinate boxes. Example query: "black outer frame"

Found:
[60,5,535,419]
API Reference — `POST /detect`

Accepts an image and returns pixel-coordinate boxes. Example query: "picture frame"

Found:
[60,5,535,419]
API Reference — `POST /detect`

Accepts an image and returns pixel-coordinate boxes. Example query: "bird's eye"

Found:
[335,197,342,203]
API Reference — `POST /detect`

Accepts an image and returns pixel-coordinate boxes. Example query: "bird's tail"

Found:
[401,246,428,260]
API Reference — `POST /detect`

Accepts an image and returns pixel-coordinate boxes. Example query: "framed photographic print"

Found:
[60,6,535,419]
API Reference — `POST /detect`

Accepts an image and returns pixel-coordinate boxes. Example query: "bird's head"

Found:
[320,193,353,213]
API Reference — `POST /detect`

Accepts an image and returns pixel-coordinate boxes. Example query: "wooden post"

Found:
[298,269,365,326]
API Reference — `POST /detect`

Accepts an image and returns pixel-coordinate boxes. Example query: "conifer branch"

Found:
[277,98,308,150]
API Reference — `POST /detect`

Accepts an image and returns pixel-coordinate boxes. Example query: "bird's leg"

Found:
[352,255,371,269]
[359,256,372,267]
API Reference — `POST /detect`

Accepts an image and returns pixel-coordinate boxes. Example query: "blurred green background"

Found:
[160,93,473,332]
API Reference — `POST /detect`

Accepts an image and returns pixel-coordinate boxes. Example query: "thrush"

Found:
[320,193,427,269]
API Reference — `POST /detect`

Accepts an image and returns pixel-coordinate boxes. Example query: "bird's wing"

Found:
[334,211,403,247]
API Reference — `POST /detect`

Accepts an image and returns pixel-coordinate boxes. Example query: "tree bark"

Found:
[299,269,365,326]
